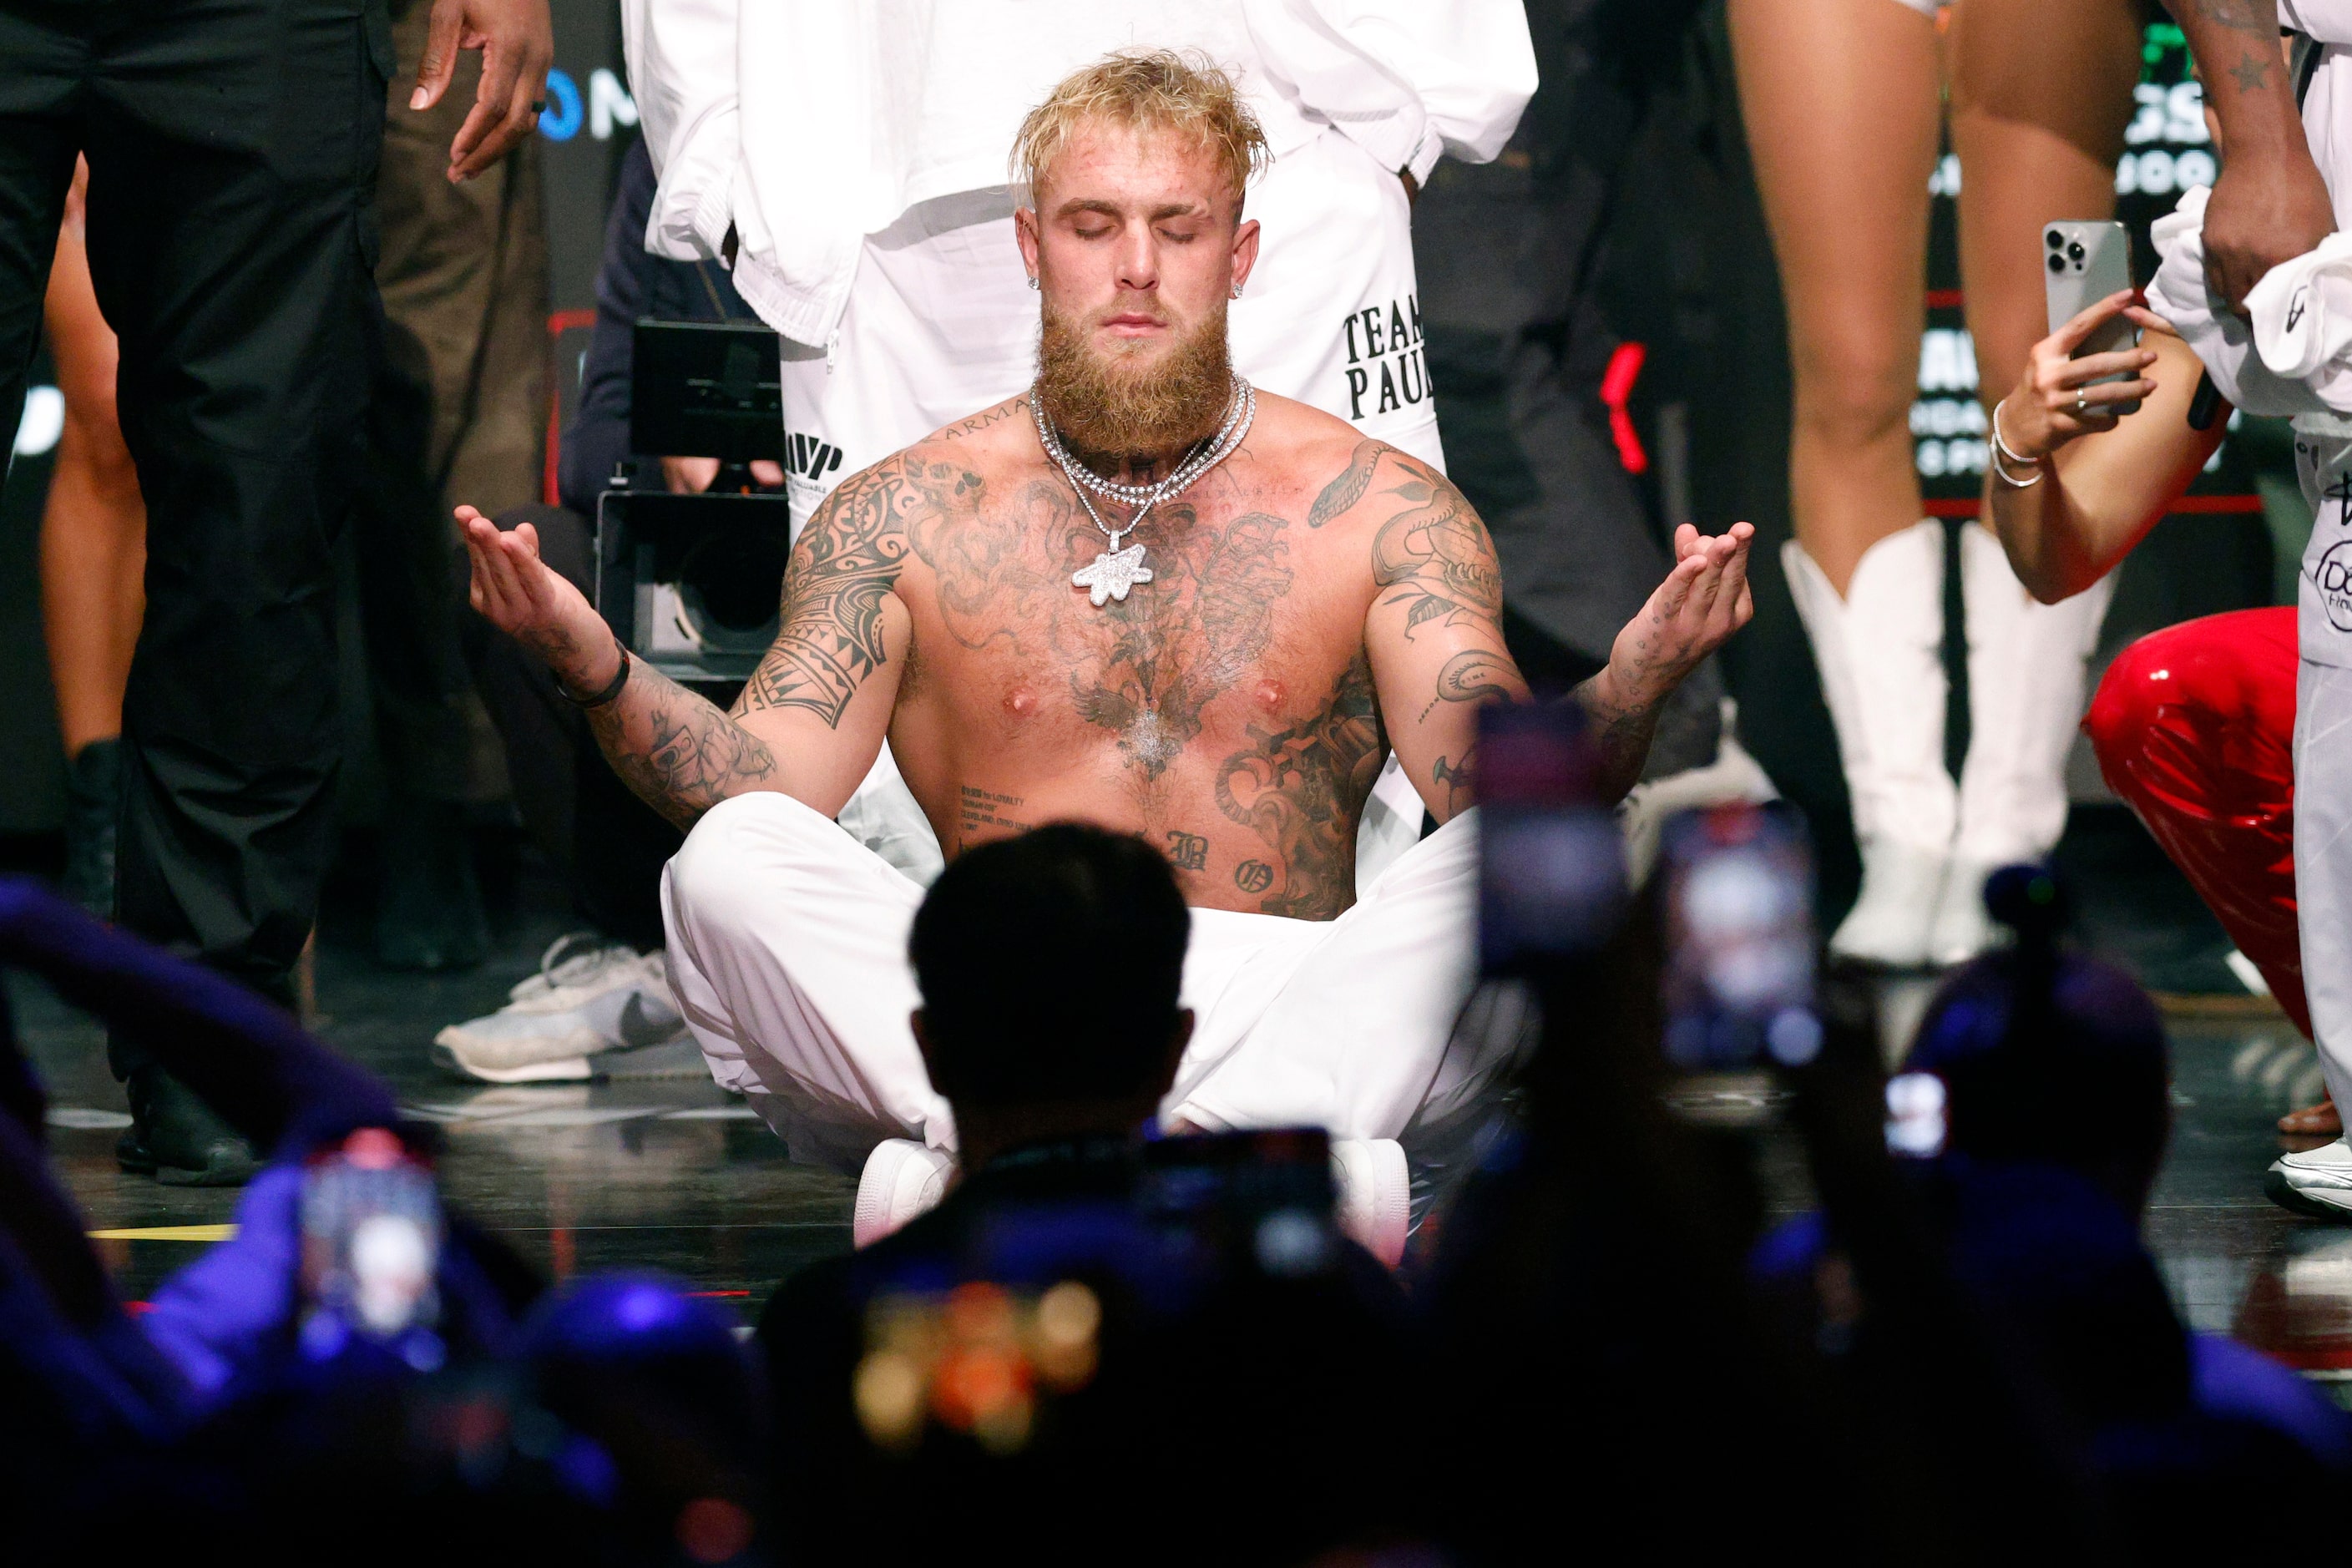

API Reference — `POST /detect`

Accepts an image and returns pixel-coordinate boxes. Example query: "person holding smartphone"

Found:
[1980,279,2352,1204]
[2046,0,2352,1205]
[1729,0,2142,969]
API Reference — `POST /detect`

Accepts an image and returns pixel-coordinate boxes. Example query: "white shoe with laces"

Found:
[2269,1138,2352,1219]
[431,933,689,1084]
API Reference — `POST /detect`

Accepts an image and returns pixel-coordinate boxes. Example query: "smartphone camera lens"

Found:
[2067,240,2086,263]
[2048,253,2066,275]
[2046,229,2064,250]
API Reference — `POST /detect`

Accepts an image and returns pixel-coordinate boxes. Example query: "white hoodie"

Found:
[619,0,1538,347]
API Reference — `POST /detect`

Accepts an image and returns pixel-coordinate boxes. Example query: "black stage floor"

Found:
[15,872,857,1323]
[11,809,2352,1398]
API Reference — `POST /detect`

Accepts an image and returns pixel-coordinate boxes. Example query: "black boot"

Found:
[115,1063,260,1186]
[375,787,489,971]
[60,737,123,918]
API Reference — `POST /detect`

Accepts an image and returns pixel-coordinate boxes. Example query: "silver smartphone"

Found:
[2044,220,2141,416]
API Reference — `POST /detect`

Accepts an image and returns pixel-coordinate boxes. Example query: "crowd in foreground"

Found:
[5,780,2349,1565]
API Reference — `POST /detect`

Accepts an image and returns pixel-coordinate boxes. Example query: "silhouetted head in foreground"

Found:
[908,825,1193,1168]
[1905,866,2171,1213]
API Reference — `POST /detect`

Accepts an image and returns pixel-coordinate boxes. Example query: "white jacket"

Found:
[620,0,1537,346]
[2284,1,2352,43]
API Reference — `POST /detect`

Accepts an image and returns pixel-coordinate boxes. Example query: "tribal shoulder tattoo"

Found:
[582,459,936,832]
[734,460,924,726]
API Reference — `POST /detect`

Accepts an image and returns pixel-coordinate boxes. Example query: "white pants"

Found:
[660,792,1492,1174]
[776,124,1444,531]
[2294,417,2352,1104]
[2296,661,2352,1108]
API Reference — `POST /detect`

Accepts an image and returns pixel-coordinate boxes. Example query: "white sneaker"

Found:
[431,933,688,1084]
[2269,1139,2352,1219]
[1331,1138,1410,1267]
[854,1138,955,1247]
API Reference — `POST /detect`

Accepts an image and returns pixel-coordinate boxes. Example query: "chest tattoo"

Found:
[1212,656,1387,919]
[915,484,1300,780]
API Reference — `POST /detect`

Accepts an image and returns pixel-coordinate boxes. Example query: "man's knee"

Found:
[664,794,811,943]
[665,802,752,938]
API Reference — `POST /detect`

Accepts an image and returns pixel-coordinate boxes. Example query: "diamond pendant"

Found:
[1073,542,1153,606]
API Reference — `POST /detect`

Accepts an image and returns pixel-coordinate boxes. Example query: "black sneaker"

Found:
[115,1064,260,1186]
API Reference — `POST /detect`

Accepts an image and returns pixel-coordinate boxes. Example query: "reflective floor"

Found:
[13,893,857,1323]
[12,819,2352,1373]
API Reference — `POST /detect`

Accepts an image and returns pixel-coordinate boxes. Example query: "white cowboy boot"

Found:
[1784,524,1957,967]
[1934,524,2115,964]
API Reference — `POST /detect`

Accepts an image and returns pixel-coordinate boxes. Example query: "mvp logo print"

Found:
[1343,296,1432,422]
[788,432,846,482]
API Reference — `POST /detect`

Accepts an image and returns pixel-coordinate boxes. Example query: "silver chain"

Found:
[1032,377,1254,550]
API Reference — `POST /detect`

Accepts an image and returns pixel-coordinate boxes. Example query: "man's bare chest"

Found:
[899,483,1375,773]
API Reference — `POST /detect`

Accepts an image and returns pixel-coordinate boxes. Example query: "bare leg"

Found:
[1729,0,1941,594]
[1733,0,1956,967]
[1935,0,2141,962]
[37,164,145,759]
[1949,0,2142,407]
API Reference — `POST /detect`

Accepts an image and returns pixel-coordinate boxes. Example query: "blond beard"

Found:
[1035,298,1233,467]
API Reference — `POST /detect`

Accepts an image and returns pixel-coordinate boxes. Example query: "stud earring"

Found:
[1028,275,1039,291]
[1230,283,1243,299]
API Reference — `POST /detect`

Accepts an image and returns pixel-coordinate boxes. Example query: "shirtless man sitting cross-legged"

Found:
[458,50,1753,1225]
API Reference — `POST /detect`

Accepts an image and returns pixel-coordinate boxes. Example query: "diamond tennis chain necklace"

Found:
[1034,376,1256,606]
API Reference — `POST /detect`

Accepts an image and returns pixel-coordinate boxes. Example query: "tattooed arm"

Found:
[1349,445,1530,822]
[2172,0,2332,311]
[1347,443,1754,812]
[458,461,919,832]
[1577,522,1757,803]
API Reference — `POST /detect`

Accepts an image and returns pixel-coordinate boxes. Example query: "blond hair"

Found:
[1012,48,1271,211]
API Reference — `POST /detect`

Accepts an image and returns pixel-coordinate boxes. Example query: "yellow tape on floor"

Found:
[86,1224,237,1242]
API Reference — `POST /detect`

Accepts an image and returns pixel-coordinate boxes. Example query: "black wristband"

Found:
[561,635,632,709]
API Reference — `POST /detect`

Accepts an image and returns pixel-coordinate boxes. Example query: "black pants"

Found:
[0,1,390,1031]
[467,506,683,953]
[1410,0,1723,779]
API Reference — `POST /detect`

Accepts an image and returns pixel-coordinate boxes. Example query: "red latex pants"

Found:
[2083,607,2308,1035]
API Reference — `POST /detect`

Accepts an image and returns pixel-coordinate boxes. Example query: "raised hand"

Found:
[458,506,618,695]
[1605,521,1756,711]
[1997,290,2164,460]
[409,0,554,183]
